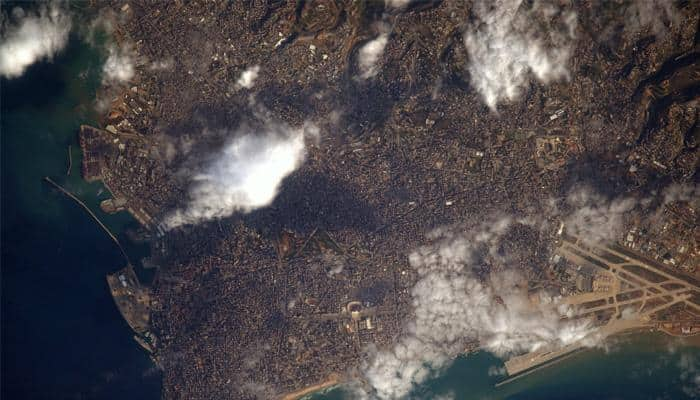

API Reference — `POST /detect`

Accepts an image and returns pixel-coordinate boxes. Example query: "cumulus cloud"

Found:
[358,33,389,79]
[237,65,260,89]
[361,218,596,399]
[0,4,71,79]
[563,186,637,244]
[102,44,134,83]
[464,0,577,110]
[164,122,318,229]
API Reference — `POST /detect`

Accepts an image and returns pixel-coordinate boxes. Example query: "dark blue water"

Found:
[1,33,160,399]
[2,10,698,400]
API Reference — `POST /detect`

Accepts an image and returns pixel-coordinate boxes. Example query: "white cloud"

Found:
[563,186,637,244]
[102,44,134,83]
[464,0,576,110]
[237,65,260,89]
[385,0,412,9]
[362,219,596,399]
[358,33,389,80]
[164,122,318,229]
[149,58,173,71]
[0,5,71,79]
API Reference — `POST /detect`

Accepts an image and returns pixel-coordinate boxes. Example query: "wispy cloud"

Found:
[432,392,455,400]
[553,182,697,245]
[0,4,71,79]
[164,122,318,229]
[624,0,679,37]
[464,0,577,110]
[487,365,507,376]
[663,183,699,208]
[563,186,638,244]
[679,353,700,398]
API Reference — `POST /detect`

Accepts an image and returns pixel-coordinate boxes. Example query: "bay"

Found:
[1,29,160,399]
[309,333,700,400]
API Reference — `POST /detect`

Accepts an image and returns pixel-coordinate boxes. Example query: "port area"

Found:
[79,124,160,230]
[106,265,157,353]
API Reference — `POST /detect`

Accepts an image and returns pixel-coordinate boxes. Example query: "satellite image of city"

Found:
[1,1,699,399]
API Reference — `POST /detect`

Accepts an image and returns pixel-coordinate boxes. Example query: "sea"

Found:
[1,13,698,400]
[311,333,700,400]
[1,23,159,400]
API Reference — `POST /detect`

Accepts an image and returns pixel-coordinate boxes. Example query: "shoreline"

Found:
[280,375,341,400]
[51,2,700,399]
[1,25,162,399]
[289,329,700,399]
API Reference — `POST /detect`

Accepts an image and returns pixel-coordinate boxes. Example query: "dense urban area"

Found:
[71,1,700,399]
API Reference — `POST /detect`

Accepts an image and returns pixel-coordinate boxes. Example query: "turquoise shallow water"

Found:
[309,333,700,400]
[2,11,698,400]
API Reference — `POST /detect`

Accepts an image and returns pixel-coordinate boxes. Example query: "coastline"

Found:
[1,26,160,400]
[308,330,700,400]
[281,374,341,400]
[3,2,697,400]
